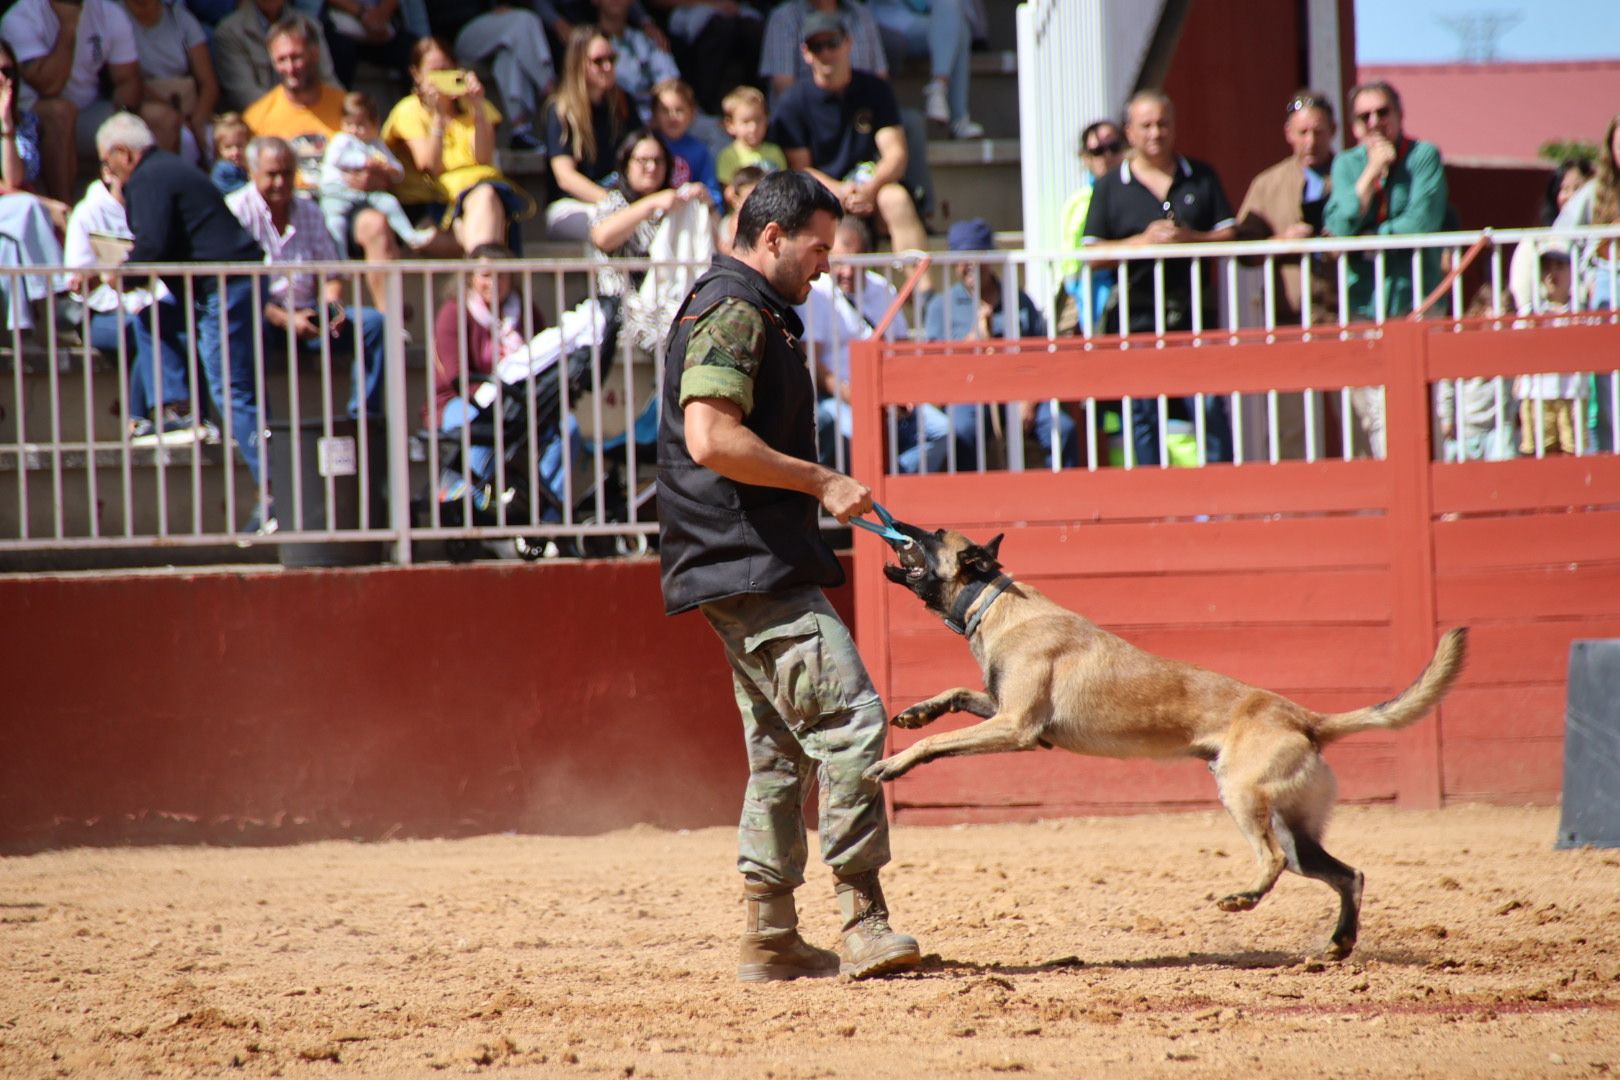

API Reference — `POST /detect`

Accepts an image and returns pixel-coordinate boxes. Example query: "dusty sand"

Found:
[2,804,1617,1078]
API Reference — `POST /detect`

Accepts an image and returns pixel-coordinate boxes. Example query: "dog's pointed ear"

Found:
[964,533,1004,574]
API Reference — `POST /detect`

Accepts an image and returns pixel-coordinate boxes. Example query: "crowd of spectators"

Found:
[0,0,1615,518]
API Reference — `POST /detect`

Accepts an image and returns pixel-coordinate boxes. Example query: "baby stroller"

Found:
[424,295,659,560]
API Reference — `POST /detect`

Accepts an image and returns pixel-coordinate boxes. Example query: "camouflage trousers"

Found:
[700,585,892,889]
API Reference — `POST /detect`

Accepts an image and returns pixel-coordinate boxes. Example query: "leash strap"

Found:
[850,500,909,544]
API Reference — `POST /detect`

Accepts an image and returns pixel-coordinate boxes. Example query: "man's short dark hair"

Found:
[1079,119,1118,152]
[267,11,320,48]
[734,171,843,252]
[1347,79,1402,114]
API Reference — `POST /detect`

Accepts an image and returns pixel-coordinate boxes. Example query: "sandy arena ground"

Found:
[2,804,1617,1078]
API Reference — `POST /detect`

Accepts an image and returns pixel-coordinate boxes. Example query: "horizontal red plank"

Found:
[875,516,1393,577]
[887,568,1393,631]
[1442,737,1563,801]
[886,623,1399,703]
[1430,455,1620,515]
[879,460,1393,523]
[872,335,1390,404]
[1435,562,1620,622]
[1424,319,1620,382]
[1437,619,1620,689]
[1433,508,1620,570]
[1441,684,1568,742]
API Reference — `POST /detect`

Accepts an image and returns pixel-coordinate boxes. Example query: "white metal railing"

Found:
[3,226,1619,565]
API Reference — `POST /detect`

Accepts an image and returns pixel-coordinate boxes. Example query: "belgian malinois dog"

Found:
[870,523,1468,959]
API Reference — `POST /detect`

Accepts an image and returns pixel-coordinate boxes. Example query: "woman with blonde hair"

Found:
[542,26,632,241]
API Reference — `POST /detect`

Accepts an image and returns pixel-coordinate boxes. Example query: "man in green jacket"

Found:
[1322,79,1447,456]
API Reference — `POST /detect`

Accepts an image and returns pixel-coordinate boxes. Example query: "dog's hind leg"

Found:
[1215,782,1289,913]
[1287,827,1365,959]
[893,688,996,730]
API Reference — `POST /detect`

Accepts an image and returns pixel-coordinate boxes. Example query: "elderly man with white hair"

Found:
[227,134,387,421]
[98,111,270,525]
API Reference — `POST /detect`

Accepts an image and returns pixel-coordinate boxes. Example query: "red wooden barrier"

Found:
[849,318,1620,820]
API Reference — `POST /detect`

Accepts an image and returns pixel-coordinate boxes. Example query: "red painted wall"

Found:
[0,559,850,851]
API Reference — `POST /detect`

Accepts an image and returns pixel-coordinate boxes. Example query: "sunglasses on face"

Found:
[1086,139,1124,156]
[0,66,16,80]
[588,52,618,69]
[805,35,844,55]
[1355,104,1393,125]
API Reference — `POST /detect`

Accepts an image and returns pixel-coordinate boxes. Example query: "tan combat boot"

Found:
[835,871,922,979]
[738,879,841,982]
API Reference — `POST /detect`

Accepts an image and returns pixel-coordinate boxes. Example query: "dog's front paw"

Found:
[892,707,931,729]
[864,757,908,783]
[1216,892,1261,913]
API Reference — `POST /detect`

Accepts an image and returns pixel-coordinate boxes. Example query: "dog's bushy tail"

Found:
[1312,628,1469,743]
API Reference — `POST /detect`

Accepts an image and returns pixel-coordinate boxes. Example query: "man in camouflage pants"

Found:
[656,171,922,981]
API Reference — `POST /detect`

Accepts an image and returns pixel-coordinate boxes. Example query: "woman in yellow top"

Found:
[381,36,535,255]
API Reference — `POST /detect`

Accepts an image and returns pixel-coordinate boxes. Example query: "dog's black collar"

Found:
[945,574,1015,638]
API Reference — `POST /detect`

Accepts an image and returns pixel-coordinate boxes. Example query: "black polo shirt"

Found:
[1082,155,1235,332]
[770,70,902,183]
[124,148,263,268]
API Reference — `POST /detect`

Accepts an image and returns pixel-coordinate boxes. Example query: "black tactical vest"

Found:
[656,256,845,616]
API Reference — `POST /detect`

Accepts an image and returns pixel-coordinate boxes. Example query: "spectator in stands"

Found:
[383,37,534,255]
[1435,284,1516,463]
[716,161,762,255]
[863,0,980,139]
[2,0,144,202]
[1322,79,1447,459]
[122,0,219,160]
[592,0,677,123]
[771,14,925,255]
[1514,245,1584,458]
[1552,113,1619,450]
[543,25,633,241]
[926,217,1076,469]
[758,0,886,100]
[642,0,762,118]
[247,13,399,311]
[212,0,339,113]
[716,85,784,186]
[320,89,436,251]
[0,38,69,226]
[320,0,418,88]
[1054,118,1123,336]
[99,111,269,519]
[1235,90,1338,324]
[1545,158,1594,226]
[210,111,251,194]
[243,13,345,186]
[227,134,388,421]
[1082,89,1236,466]
[63,171,201,445]
[427,0,554,150]
[588,127,713,354]
[1323,80,1446,322]
[800,214,946,472]
[650,78,719,206]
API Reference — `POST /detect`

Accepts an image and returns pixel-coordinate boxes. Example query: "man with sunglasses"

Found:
[770,13,926,256]
[1322,79,1446,456]
[1054,118,1124,336]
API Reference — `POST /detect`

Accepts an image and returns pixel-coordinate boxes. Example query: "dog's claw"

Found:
[864,759,902,783]
[892,709,928,729]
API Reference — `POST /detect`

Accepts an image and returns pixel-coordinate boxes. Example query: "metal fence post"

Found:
[385,265,413,565]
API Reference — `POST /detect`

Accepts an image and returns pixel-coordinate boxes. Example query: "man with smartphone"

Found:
[226,134,388,422]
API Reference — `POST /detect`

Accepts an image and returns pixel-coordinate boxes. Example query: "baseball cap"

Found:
[946,218,995,252]
[801,12,845,43]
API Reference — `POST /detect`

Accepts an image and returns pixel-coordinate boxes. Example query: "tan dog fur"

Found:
[870,524,1469,958]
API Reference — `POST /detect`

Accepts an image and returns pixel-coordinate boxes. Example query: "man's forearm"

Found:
[686,401,829,499]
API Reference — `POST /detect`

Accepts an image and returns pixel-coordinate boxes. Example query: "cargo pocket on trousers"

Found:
[743,612,855,733]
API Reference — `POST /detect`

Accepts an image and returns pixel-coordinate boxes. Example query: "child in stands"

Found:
[716,85,785,187]
[650,78,721,207]
[1514,247,1586,456]
[717,164,765,256]
[210,113,251,195]
[319,90,438,251]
